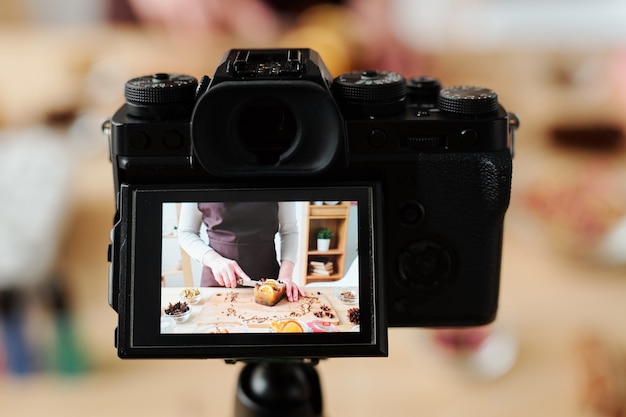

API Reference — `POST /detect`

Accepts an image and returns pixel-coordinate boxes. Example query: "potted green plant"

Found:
[316,228,333,252]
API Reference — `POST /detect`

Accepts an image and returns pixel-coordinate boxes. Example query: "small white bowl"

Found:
[164,307,191,323]
[334,287,359,305]
[180,288,202,304]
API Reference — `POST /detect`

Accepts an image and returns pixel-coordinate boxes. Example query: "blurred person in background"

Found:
[108,0,422,74]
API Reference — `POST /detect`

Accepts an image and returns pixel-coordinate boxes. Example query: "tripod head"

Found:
[230,359,323,417]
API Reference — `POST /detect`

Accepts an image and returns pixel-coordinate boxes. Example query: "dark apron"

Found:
[198,202,280,287]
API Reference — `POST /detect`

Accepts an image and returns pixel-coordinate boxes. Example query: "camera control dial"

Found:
[398,240,453,291]
[438,86,498,115]
[407,76,441,101]
[124,73,198,118]
[333,70,406,116]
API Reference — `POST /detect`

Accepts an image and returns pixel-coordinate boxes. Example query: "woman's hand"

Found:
[202,250,250,288]
[281,279,305,302]
[277,260,305,302]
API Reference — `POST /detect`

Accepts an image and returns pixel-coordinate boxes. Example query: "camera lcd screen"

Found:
[118,185,386,359]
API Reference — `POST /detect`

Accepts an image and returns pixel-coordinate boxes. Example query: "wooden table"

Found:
[160,286,358,334]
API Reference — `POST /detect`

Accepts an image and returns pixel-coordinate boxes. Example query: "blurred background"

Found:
[1,0,625,416]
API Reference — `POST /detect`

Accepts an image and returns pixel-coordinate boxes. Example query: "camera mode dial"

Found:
[333,70,406,116]
[124,73,198,118]
[438,86,498,115]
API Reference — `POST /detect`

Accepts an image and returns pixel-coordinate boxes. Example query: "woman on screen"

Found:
[177,202,304,301]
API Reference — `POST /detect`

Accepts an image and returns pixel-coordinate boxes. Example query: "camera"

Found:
[105,48,518,360]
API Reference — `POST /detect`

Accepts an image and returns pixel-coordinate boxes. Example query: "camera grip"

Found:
[389,149,512,326]
[419,149,512,225]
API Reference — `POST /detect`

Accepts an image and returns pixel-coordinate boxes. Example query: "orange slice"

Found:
[269,322,281,332]
[258,284,274,293]
[281,321,304,333]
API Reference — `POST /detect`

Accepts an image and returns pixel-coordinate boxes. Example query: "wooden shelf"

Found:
[305,274,344,283]
[308,249,343,256]
[301,202,351,285]
[161,268,182,276]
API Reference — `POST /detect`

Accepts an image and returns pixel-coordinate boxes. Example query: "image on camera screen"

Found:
[116,185,384,358]
[160,199,363,336]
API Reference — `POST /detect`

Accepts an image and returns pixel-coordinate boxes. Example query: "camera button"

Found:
[460,128,479,146]
[131,132,150,150]
[400,202,425,225]
[408,76,441,100]
[163,130,185,150]
[369,129,387,148]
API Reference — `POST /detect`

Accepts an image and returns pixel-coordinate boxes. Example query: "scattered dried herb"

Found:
[347,307,360,325]
[164,301,189,316]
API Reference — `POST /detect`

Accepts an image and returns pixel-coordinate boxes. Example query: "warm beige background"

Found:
[1,25,625,417]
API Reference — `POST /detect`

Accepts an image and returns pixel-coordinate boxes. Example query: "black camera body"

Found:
[107,49,517,359]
